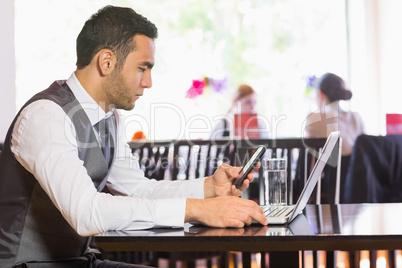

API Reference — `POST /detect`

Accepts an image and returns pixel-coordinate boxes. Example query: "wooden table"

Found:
[96,203,402,267]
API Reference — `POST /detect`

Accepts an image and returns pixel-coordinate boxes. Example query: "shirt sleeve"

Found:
[11,100,205,235]
[106,110,205,228]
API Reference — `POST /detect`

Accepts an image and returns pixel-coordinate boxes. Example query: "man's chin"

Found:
[126,103,136,111]
[115,102,135,111]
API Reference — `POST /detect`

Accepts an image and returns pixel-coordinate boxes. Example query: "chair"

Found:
[343,134,402,203]
[343,134,402,268]
[171,139,237,180]
[234,137,342,268]
[100,250,155,267]
[128,140,173,180]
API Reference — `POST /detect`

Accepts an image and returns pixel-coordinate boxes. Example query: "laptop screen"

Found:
[288,131,340,222]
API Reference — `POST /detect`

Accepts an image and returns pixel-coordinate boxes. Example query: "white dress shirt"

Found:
[11,73,205,235]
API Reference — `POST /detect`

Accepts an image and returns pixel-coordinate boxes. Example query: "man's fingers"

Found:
[234,199,268,226]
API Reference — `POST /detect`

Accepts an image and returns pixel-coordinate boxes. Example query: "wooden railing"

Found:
[128,137,341,205]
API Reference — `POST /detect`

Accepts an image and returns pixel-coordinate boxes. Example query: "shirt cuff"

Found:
[181,177,206,199]
[154,198,187,228]
[153,178,206,228]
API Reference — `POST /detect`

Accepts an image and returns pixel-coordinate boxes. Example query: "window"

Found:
[15,0,348,140]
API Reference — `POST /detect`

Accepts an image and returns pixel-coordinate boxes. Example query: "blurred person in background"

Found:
[210,84,270,140]
[304,72,365,201]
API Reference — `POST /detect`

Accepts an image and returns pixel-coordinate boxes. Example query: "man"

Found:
[0,5,267,267]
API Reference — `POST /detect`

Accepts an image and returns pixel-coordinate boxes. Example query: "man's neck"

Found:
[75,68,109,112]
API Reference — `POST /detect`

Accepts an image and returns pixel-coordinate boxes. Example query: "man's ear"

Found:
[98,49,115,76]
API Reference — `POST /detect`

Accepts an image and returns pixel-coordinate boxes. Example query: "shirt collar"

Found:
[66,72,113,126]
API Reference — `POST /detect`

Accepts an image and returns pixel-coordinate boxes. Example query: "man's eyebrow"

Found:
[139,61,154,69]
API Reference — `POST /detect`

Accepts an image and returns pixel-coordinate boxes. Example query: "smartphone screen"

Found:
[232,145,266,188]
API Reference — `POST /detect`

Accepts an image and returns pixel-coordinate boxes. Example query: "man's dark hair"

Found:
[76,5,158,69]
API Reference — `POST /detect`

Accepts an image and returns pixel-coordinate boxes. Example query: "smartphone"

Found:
[232,145,266,188]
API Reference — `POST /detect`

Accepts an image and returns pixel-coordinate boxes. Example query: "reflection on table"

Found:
[96,203,402,267]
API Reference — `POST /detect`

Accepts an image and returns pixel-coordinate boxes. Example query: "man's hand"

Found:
[204,163,260,199]
[185,196,268,228]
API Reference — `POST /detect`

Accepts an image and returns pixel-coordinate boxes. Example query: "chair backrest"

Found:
[128,140,173,180]
[343,134,402,203]
[235,137,342,205]
[171,139,237,180]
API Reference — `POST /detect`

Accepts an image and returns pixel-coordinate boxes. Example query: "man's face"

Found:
[103,35,155,111]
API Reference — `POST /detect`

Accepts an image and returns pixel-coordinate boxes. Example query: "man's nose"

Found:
[141,71,152,88]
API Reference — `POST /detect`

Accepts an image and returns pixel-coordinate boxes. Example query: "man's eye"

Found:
[139,67,146,72]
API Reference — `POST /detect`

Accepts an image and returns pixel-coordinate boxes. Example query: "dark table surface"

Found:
[95,203,402,252]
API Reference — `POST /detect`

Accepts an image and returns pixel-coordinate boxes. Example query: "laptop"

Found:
[260,131,340,225]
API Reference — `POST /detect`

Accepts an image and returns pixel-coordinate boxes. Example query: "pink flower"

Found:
[186,78,206,98]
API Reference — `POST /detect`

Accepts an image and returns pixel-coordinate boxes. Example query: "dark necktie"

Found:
[95,114,114,167]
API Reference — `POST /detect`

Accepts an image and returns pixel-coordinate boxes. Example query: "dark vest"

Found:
[0,80,114,267]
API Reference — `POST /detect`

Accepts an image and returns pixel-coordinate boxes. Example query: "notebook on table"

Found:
[260,131,340,225]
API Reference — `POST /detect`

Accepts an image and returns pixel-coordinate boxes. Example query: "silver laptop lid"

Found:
[288,131,340,222]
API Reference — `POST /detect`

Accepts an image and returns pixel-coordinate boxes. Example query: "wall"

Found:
[3,1,402,140]
[0,0,16,142]
[349,0,402,135]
